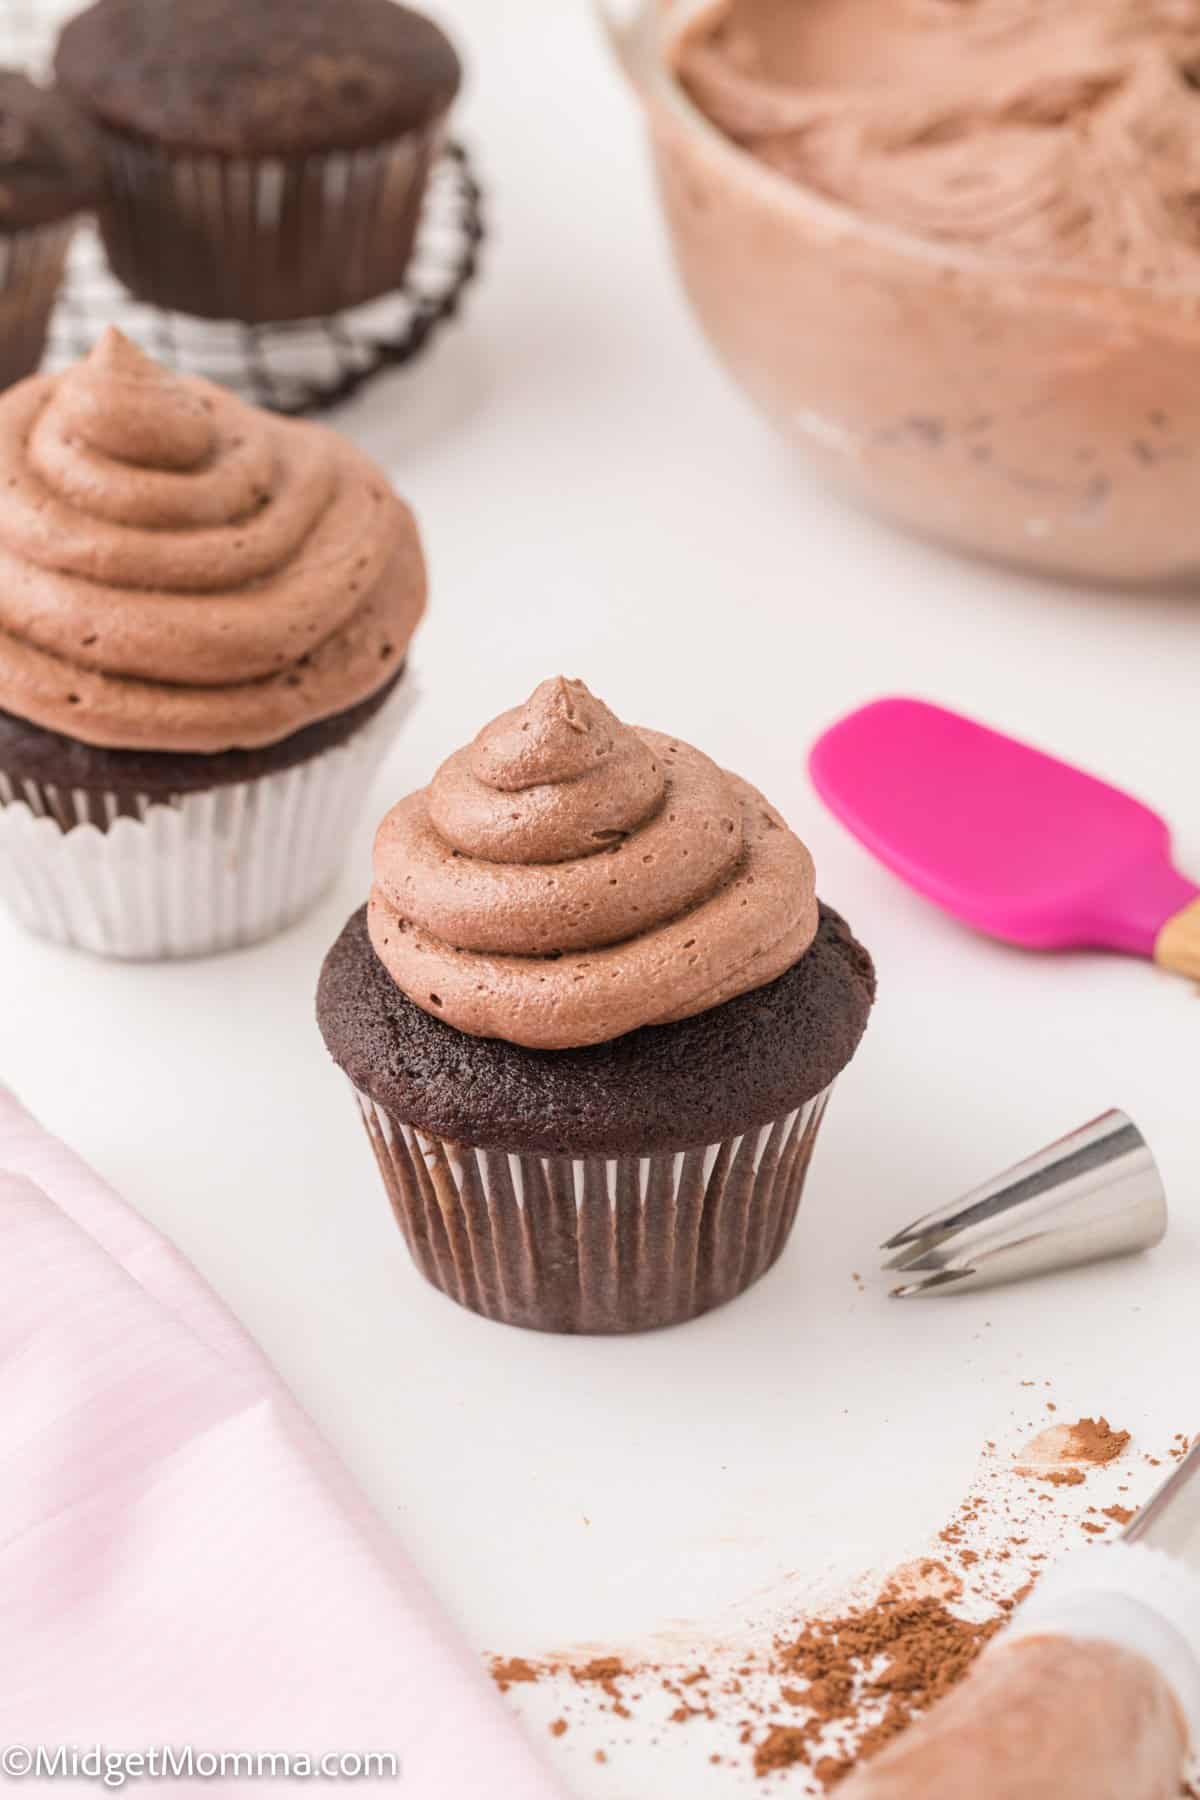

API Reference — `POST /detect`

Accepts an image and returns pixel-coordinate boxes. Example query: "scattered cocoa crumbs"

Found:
[749,1579,1003,1789]
[573,1655,630,1714]
[575,1656,625,1687]
[1017,1416,1131,1485]
[1068,1418,1131,1466]
[490,1656,541,1691]
[754,1725,810,1776]
[488,1417,1171,1789]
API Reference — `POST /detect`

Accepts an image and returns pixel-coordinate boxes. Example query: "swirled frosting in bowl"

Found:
[678,0,1200,281]
[367,677,819,1049]
[0,327,425,752]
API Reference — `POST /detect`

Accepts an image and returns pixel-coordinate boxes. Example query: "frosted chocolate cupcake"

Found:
[317,677,874,1334]
[0,72,99,390]
[0,327,426,957]
[54,0,461,323]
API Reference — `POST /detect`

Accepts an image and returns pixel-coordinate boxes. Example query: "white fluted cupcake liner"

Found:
[353,1081,833,1334]
[0,679,413,960]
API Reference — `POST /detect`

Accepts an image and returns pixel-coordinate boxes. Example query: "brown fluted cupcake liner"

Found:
[94,121,448,323]
[0,220,78,390]
[352,1083,834,1334]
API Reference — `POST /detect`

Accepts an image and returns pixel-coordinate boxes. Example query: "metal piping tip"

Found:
[880,1110,1166,1299]
[882,1240,948,1273]
[880,1221,953,1253]
[890,1268,976,1299]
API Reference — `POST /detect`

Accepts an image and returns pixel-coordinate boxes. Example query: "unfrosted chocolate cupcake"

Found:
[317,677,875,1334]
[0,71,98,389]
[0,327,427,957]
[54,0,461,322]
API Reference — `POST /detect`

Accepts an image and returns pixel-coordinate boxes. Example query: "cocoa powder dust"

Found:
[487,1413,1170,1790]
[752,1576,1002,1787]
[1015,1415,1132,1485]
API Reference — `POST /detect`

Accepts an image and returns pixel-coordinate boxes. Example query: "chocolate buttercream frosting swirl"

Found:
[0,328,425,751]
[679,0,1200,282]
[368,677,819,1049]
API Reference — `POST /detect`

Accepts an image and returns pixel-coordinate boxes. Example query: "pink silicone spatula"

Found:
[809,698,1200,980]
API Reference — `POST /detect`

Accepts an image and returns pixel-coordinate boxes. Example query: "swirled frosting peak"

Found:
[0,328,426,752]
[53,326,219,470]
[368,677,820,1049]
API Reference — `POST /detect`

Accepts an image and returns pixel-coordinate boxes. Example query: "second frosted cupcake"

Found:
[0,328,426,957]
[318,677,875,1334]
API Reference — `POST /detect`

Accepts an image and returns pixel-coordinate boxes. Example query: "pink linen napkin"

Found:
[0,1087,563,1798]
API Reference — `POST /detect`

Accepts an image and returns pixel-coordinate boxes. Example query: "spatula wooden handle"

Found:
[835,1635,1185,1800]
[1156,895,1200,981]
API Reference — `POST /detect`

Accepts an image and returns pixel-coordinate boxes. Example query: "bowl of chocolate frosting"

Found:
[601,0,1200,584]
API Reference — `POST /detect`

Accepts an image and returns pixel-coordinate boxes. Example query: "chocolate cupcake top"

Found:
[321,902,874,1155]
[0,328,425,753]
[54,0,461,156]
[0,69,98,229]
[368,677,820,1050]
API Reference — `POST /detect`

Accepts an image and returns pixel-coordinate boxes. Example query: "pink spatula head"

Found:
[809,699,1200,978]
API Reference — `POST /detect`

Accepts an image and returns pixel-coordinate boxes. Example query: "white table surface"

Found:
[4,2,1200,1792]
